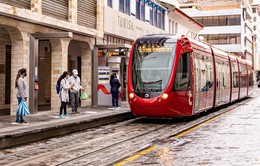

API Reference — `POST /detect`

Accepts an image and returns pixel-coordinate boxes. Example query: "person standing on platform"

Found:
[69,69,84,114]
[57,71,74,118]
[14,68,28,124]
[110,73,121,108]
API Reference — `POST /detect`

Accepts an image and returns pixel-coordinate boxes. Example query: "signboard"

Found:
[98,66,110,84]
[107,51,126,56]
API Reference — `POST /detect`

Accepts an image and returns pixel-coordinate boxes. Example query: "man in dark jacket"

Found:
[110,73,121,108]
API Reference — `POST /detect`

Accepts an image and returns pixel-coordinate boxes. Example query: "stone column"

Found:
[31,0,42,14]
[97,0,104,32]
[69,0,77,24]
[80,42,92,107]
[50,38,71,111]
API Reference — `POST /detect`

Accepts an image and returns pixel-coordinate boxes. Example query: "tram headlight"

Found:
[129,93,135,99]
[162,93,168,99]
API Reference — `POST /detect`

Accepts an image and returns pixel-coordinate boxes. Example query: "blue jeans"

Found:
[111,90,119,107]
[16,97,24,122]
[70,92,79,113]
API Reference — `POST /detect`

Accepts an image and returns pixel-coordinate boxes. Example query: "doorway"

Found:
[38,40,52,111]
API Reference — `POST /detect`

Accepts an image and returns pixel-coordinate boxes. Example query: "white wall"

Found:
[200,26,241,34]
[214,44,242,53]
[104,6,166,41]
[185,8,241,17]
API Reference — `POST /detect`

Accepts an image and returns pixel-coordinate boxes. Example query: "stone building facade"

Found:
[0,0,102,115]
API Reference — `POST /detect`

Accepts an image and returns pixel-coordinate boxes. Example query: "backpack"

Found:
[56,84,61,94]
[56,79,66,94]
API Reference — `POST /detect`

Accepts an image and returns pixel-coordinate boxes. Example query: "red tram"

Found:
[128,35,253,117]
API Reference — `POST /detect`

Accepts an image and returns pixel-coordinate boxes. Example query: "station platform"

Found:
[0,102,133,149]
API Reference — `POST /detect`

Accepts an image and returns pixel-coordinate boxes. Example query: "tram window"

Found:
[194,55,200,92]
[225,62,230,89]
[248,67,253,86]
[173,53,191,91]
[232,63,239,88]
[240,65,247,87]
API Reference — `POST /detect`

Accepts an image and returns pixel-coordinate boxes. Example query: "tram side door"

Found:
[193,53,206,113]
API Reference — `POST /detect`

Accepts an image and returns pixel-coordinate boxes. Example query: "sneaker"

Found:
[22,121,29,125]
[63,114,70,118]
[11,122,20,125]
[75,111,81,114]
[19,120,29,124]
[59,114,64,118]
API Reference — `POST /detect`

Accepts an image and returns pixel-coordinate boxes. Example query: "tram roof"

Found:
[136,34,178,43]
[136,34,252,66]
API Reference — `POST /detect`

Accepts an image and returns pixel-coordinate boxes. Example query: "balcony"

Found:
[245,33,253,42]
[243,7,253,20]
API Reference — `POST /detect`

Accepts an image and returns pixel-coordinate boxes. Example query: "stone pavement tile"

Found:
[0,102,130,134]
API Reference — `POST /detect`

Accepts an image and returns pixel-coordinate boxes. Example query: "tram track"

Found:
[56,96,256,166]
[1,95,258,166]
[1,118,173,166]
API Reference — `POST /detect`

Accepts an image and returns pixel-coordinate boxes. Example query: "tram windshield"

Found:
[132,41,176,96]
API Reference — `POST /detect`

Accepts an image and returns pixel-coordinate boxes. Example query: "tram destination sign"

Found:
[139,47,172,53]
[106,51,126,56]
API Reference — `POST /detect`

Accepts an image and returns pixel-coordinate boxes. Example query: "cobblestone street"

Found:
[118,95,260,166]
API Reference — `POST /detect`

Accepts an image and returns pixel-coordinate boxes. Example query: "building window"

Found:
[194,15,241,26]
[119,0,124,12]
[150,5,153,25]
[140,0,145,21]
[175,22,178,34]
[119,0,130,15]
[107,0,112,7]
[172,21,175,33]
[136,0,140,19]
[169,20,171,32]
[158,11,162,28]
[153,6,157,26]
[125,0,130,15]
[201,34,241,45]
[162,11,165,30]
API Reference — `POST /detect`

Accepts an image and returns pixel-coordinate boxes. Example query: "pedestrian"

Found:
[15,68,28,124]
[57,71,74,118]
[110,73,121,108]
[69,69,84,114]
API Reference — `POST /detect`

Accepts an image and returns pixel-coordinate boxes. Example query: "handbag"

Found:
[17,100,30,116]
[80,91,88,100]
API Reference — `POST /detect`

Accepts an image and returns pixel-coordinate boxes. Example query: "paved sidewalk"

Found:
[0,102,133,149]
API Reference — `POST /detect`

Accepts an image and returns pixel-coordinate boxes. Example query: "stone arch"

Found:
[68,40,92,107]
[0,25,28,115]
[49,38,71,110]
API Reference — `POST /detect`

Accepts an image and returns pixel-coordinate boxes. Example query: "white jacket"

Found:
[16,77,28,99]
[69,76,82,93]
[59,78,70,102]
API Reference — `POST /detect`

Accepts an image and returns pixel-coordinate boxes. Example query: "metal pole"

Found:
[29,35,39,114]
[92,46,99,107]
